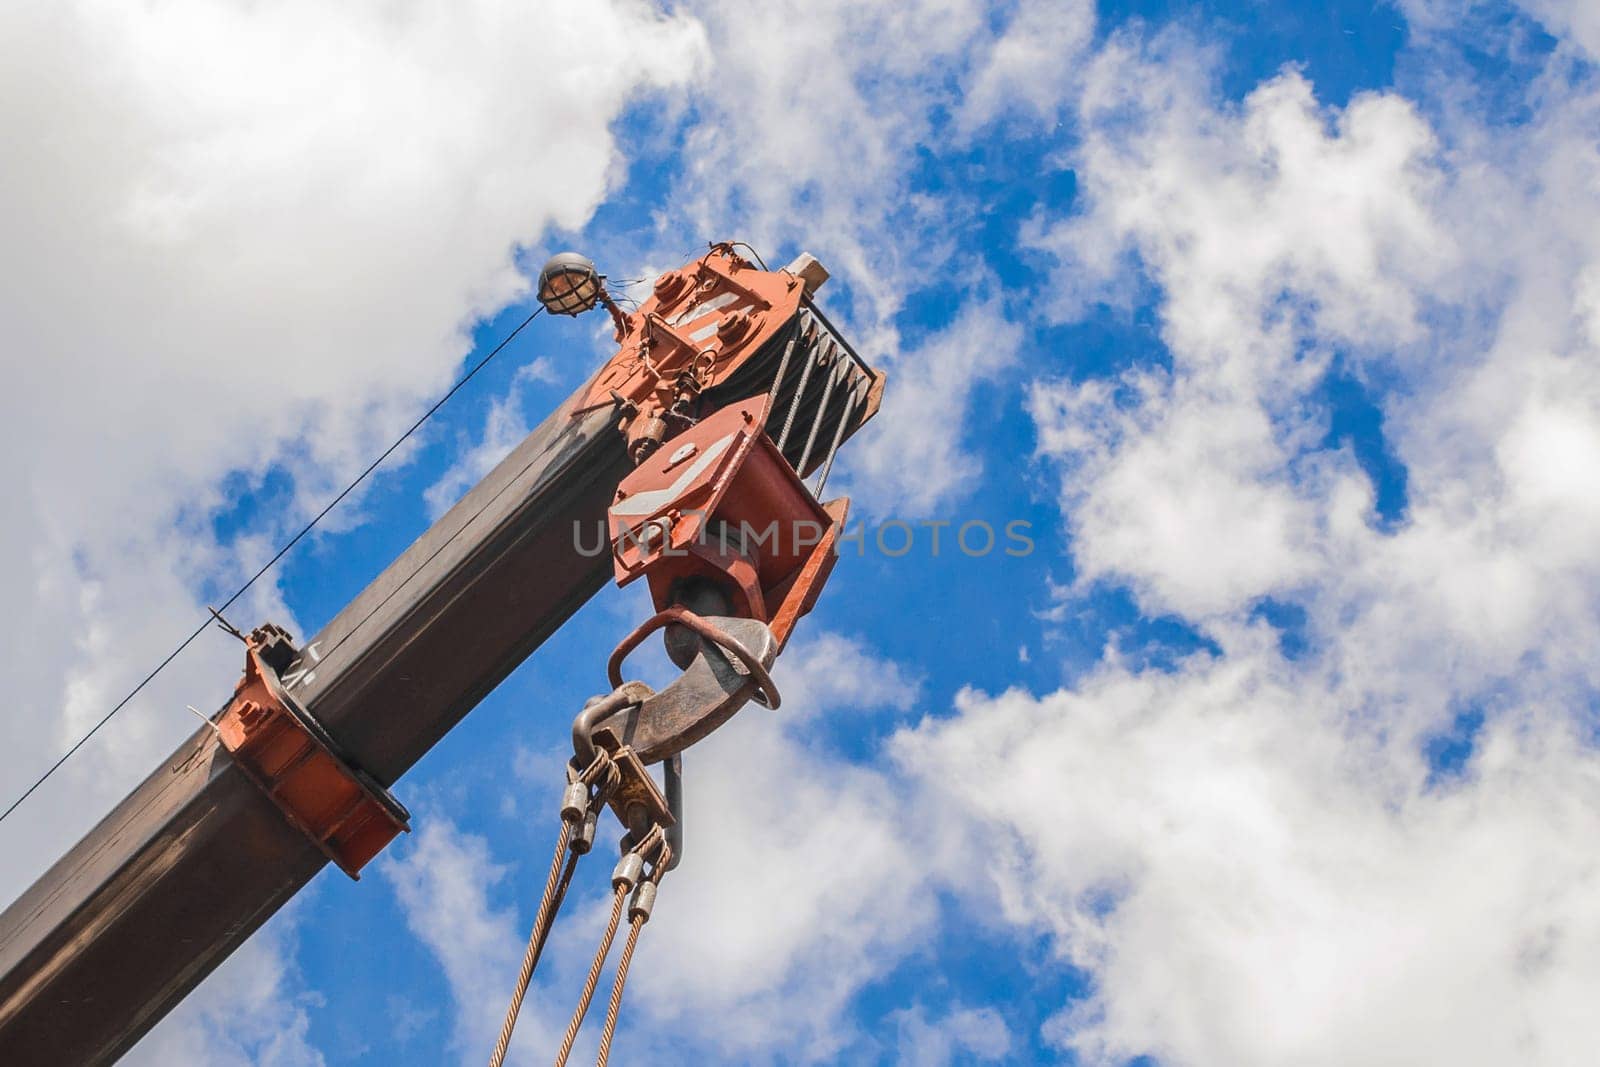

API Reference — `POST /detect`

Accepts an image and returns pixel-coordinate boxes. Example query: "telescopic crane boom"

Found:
[0,243,882,1064]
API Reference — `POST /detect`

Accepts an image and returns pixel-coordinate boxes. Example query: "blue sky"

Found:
[7,1,1600,1064]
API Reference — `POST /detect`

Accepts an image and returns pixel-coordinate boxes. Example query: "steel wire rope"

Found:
[593,846,669,1067]
[489,819,578,1067]
[554,881,630,1067]
[490,755,618,1067]
[594,914,646,1066]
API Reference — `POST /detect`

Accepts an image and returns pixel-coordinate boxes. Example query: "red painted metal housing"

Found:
[216,627,409,879]
[580,245,806,446]
[607,397,845,651]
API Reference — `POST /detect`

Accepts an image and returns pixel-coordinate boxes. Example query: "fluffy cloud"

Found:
[891,1002,1012,1065]
[1521,1,1600,56]
[385,818,567,1064]
[956,0,1097,136]
[764,630,924,724]
[898,644,1600,1067]
[1022,27,1600,714]
[125,907,326,1067]
[1404,0,1600,60]
[890,17,1600,1067]
[1025,42,1449,615]
[845,297,1025,516]
[422,358,559,519]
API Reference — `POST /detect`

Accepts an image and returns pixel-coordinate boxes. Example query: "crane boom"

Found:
[0,245,882,1064]
[0,391,629,1064]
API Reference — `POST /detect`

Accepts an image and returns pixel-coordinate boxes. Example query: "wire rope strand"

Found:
[553,882,628,1067]
[489,813,574,1067]
[594,916,644,1066]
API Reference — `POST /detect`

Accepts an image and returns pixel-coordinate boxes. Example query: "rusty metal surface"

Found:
[570,682,654,768]
[586,739,673,837]
[594,610,779,764]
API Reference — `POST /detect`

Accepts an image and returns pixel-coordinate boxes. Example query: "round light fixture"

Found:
[537,252,604,316]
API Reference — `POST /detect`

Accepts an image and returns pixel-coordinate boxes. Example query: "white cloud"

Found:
[773,629,923,720]
[956,0,1096,136]
[891,1002,1012,1065]
[1031,40,1447,338]
[846,296,1024,515]
[885,16,1600,1067]
[423,358,559,519]
[1024,39,1451,619]
[1030,370,1325,617]
[1403,0,1600,61]
[125,906,326,1067]
[385,818,567,1065]
[898,645,1600,1067]
[1522,0,1600,57]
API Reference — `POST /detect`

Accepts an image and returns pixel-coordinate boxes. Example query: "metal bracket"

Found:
[569,681,686,870]
[216,624,410,880]
[588,732,675,840]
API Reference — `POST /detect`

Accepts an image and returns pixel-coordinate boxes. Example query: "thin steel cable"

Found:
[540,849,582,959]
[764,330,800,409]
[0,305,545,828]
[594,917,645,1067]
[795,358,844,476]
[554,883,628,1067]
[776,334,822,453]
[729,241,769,270]
[814,379,864,496]
[489,816,575,1067]
[594,846,667,1067]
